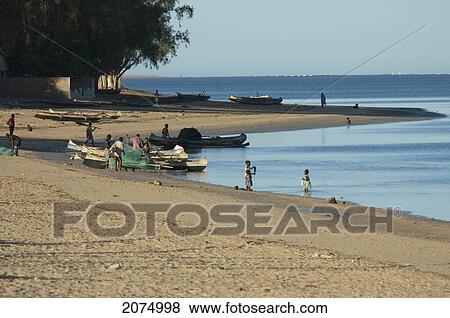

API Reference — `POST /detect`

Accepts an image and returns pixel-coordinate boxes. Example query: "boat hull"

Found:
[229,95,283,105]
[149,133,249,149]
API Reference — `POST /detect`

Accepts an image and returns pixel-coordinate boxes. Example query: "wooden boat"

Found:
[67,140,188,160]
[229,95,283,105]
[36,109,121,123]
[66,139,82,153]
[160,158,208,172]
[175,92,210,102]
[150,148,189,160]
[82,153,107,169]
[149,128,249,149]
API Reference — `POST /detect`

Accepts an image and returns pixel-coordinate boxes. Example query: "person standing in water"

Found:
[244,160,256,191]
[346,117,352,125]
[84,122,96,146]
[302,169,312,193]
[162,124,170,138]
[6,114,15,135]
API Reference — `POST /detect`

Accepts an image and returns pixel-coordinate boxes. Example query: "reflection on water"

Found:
[175,99,450,221]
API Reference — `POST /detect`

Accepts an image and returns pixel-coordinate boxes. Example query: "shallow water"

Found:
[168,99,450,221]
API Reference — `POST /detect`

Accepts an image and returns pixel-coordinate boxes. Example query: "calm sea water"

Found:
[124,75,450,221]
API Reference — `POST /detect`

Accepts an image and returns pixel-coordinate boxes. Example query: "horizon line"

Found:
[124,73,450,79]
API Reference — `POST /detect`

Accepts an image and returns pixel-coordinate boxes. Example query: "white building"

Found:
[0,54,8,78]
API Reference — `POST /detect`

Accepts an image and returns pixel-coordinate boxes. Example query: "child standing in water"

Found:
[244,160,256,191]
[302,169,312,193]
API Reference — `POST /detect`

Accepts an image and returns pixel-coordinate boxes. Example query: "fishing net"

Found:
[109,147,160,171]
[0,146,14,156]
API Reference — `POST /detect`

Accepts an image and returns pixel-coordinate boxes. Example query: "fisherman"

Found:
[302,169,312,193]
[321,93,327,108]
[84,122,97,146]
[104,134,114,169]
[6,114,15,135]
[132,133,143,149]
[111,137,125,171]
[244,160,256,191]
[162,124,170,138]
[105,134,114,149]
[346,117,352,125]
[6,133,21,156]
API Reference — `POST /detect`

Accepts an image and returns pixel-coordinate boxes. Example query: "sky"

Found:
[127,0,450,77]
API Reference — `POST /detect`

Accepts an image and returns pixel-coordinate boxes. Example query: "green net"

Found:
[0,146,14,156]
[109,147,160,171]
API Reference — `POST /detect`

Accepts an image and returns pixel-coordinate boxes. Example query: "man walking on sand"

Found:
[84,122,97,146]
[321,93,327,108]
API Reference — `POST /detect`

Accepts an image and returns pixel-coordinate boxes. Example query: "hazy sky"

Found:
[128,0,450,77]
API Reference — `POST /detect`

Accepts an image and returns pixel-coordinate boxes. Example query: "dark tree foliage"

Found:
[0,0,193,80]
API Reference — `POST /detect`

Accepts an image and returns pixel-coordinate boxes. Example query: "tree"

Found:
[0,0,193,88]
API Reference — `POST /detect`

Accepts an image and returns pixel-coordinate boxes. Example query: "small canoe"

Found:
[229,95,283,105]
[36,109,121,123]
[82,153,107,169]
[176,92,211,102]
[160,158,208,172]
[66,139,82,152]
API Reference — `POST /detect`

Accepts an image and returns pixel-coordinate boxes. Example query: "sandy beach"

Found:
[0,101,449,297]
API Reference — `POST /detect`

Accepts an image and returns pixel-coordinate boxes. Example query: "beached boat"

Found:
[150,148,189,160]
[175,92,211,102]
[160,158,208,172]
[66,139,82,153]
[229,95,283,105]
[36,109,121,123]
[67,140,189,160]
[82,153,107,169]
[149,128,249,149]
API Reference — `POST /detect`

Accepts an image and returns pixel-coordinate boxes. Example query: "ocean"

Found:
[124,75,450,221]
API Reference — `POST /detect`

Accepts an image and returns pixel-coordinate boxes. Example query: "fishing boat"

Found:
[82,153,107,169]
[35,109,121,123]
[150,148,189,160]
[229,95,283,105]
[149,128,249,149]
[159,158,208,172]
[66,139,82,153]
[66,140,189,160]
[175,92,210,102]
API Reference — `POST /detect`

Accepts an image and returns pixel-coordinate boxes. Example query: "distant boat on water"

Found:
[229,95,283,105]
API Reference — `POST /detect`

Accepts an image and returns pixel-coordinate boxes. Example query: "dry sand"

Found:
[0,103,449,297]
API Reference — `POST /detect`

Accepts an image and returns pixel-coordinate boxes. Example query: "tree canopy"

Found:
[0,0,193,79]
